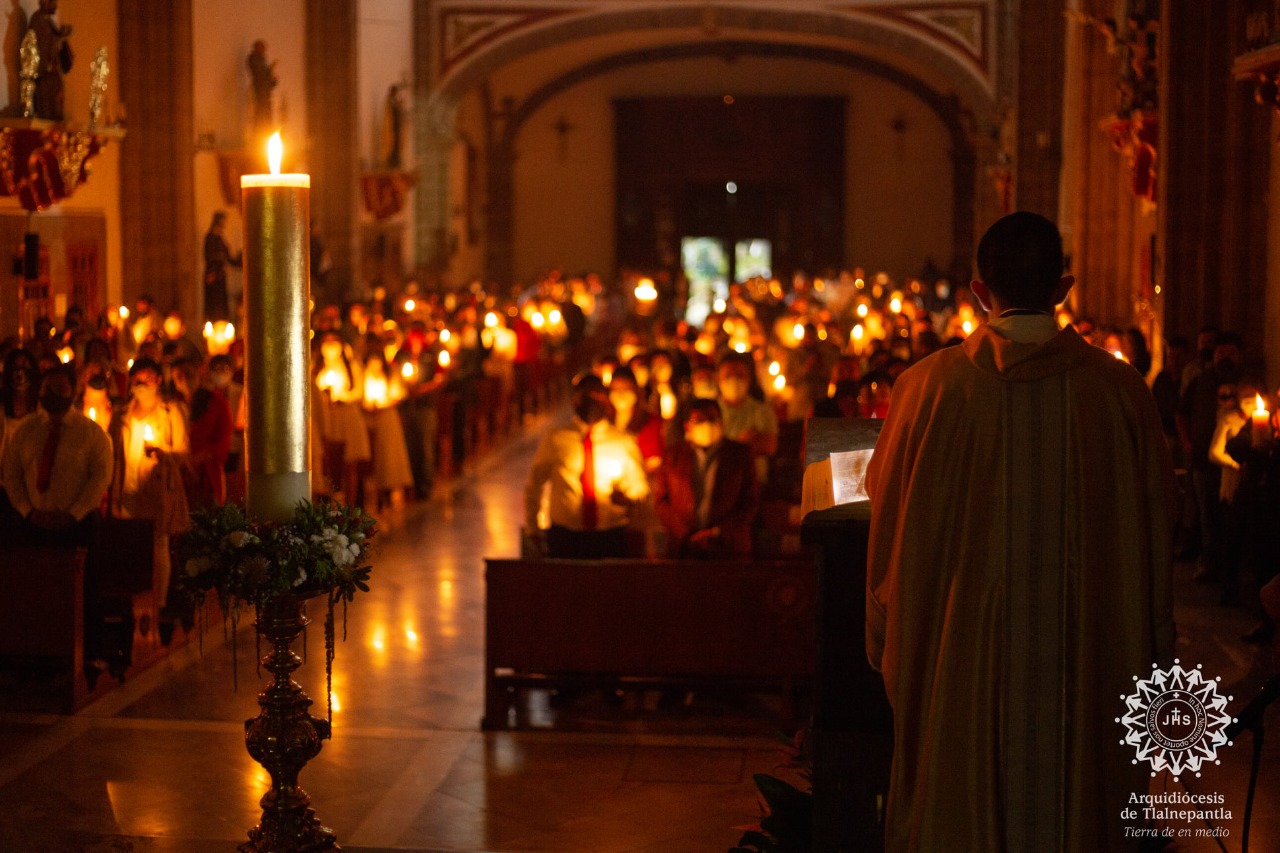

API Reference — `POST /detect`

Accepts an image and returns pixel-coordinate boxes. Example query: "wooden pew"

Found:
[0,547,90,711]
[483,556,816,729]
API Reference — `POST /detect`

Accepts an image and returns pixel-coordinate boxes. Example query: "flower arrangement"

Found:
[177,499,374,607]
[174,498,375,715]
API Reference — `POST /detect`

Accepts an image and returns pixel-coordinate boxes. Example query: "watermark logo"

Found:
[1118,659,1233,780]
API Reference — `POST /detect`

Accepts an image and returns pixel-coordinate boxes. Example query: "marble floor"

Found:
[0,415,1278,852]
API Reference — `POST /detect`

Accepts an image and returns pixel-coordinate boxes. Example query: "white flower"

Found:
[292,568,308,587]
[335,533,349,548]
[348,543,360,558]
[227,530,252,548]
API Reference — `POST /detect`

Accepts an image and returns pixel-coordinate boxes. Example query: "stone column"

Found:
[118,0,195,318]
[305,0,359,306]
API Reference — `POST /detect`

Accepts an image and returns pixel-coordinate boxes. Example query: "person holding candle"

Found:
[608,367,663,472]
[652,398,758,558]
[716,351,778,484]
[395,321,445,500]
[314,331,371,505]
[113,357,190,604]
[524,373,648,559]
[362,351,413,507]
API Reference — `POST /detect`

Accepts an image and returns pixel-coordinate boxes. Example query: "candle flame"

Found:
[118,305,129,319]
[1256,394,1268,415]
[962,319,974,336]
[143,424,155,442]
[773,374,787,392]
[857,304,869,318]
[607,460,623,480]
[404,298,416,312]
[889,297,902,314]
[438,350,451,368]
[485,311,499,328]
[634,279,658,302]
[88,407,96,421]
[401,362,415,379]
[203,321,213,337]
[57,347,73,364]
[1112,349,1127,362]
[267,132,283,175]
[733,341,748,353]
[225,323,235,339]
[440,328,451,343]
[768,361,781,376]
[792,323,805,341]
[852,324,864,341]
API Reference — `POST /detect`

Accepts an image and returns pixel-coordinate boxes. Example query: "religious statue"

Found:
[381,83,405,169]
[247,39,277,133]
[27,0,73,121]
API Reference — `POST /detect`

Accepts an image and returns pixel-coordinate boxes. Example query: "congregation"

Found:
[2,262,1279,669]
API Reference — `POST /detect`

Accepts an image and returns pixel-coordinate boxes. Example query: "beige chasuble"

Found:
[866,324,1176,852]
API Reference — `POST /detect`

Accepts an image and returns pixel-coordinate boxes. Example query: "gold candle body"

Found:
[241,177,311,522]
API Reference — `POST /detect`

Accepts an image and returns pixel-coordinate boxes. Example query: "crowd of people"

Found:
[2,261,1278,635]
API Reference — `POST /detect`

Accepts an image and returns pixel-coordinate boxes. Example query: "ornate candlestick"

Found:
[240,593,337,853]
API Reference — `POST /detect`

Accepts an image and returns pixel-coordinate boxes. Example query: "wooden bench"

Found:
[482,556,817,729]
[0,547,90,711]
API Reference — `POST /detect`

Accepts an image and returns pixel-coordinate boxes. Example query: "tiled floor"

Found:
[0,421,789,853]
[0,416,1277,852]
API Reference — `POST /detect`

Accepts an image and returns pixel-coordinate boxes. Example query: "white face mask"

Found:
[687,422,723,448]
[718,376,748,403]
[609,390,637,412]
[693,380,719,400]
[321,342,343,362]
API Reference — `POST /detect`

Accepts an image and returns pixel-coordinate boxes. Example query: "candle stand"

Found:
[240,592,338,853]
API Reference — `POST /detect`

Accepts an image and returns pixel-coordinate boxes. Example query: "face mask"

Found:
[693,380,719,400]
[617,345,640,366]
[718,376,748,402]
[574,398,607,425]
[687,422,722,448]
[40,392,73,415]
[321,342,343,361]
[609,390,637,412]
[652,363,672,383]
[631,366,650,388]
[211,372,232,389]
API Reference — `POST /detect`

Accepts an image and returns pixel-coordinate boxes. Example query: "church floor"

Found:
[0,416,1277,852]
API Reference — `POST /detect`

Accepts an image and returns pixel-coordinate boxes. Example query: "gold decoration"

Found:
[239,593,338,853]
[19,31,38,119]
[89,47,109,129]
[0,129,15,195]
[55,131,93,195]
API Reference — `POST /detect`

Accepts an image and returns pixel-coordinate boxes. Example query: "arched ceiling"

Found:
[423,2,1002,126]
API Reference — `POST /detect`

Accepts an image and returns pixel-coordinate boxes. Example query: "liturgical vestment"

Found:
[866,323,1176,852]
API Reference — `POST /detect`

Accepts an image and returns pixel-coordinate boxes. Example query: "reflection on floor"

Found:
[0,419,1277,852]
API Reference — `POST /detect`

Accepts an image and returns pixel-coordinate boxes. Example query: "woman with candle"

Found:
[113,357,190,605]
[362,351,412,508]
[314,331,370,505]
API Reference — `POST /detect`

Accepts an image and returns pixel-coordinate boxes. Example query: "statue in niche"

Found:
[28,0,72,121]
[246,39,277,133]
[381,83,404,169]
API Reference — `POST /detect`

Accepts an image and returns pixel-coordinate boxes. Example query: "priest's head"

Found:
[972,211,1074,315]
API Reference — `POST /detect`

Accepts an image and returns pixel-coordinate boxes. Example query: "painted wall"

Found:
[0,0,121,326]
[191,0,307,313]
[456,53,953,285]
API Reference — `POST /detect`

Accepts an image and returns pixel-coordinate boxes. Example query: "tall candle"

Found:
[1252,394,1271,447]
[241,133,311,522]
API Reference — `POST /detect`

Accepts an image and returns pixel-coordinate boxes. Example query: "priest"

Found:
[866,211,1176,851]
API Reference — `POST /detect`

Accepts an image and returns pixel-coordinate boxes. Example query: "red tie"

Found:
[37,420,62,493]
[581,430,597,530]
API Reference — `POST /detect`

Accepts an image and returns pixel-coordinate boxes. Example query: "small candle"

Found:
[401,361,415,379]
[438,350,451,368]
[659,390,677,420]
[606,460,623,482]
[1252,394,1271,447]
